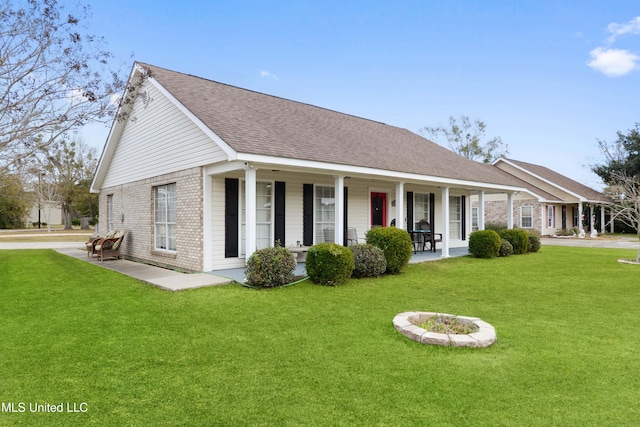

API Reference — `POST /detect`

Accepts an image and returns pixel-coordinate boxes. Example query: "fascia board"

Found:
[236,153,528,193]
[498,158,585,200]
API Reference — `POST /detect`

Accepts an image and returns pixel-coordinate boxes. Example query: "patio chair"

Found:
[86,229,118,257]
[94,230,127,261]
[323,227,334,243]
[346,227,366,246]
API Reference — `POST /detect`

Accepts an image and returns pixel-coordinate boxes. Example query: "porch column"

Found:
[395,182,405,229]
[578,201,584,232]
[600,204,605,233]
[441,187,450,258]
[507,192,514,229]
[203,173,213,271]
[245,166,257,261]
[590,205,595,232]
[334,175,345,245]
[478,191,485,230]
[610,206,614,233]
[541,203,546,235]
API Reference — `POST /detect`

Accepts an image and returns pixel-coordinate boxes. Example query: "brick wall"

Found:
[98,167,204,272]
[483,198,542,231]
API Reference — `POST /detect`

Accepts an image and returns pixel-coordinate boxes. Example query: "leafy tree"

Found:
[33,136,98,229]
[420,115,508,163]
[592,124,640,260]
[0,174,30,229]
[0,0,124,177]
[591,123,640,184]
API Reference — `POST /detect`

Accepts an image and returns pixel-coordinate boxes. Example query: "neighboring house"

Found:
[472,158,612,236]
[26,201,62,227]
[90,63,526,272]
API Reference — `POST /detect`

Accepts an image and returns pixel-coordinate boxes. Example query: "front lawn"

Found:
[1,247,639,425]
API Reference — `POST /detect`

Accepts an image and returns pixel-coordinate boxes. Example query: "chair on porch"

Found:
[346,227,366,246]
[323,227,334,243]
[86,229,118,257]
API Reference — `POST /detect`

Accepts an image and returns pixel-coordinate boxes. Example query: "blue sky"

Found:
[82,0,640,190]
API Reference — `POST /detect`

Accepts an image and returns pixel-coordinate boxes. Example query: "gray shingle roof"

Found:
[502,158,611,203]
[141,63,518,187]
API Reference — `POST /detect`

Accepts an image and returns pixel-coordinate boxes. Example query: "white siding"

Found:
[102,81,228,188]
[208,174,471,270]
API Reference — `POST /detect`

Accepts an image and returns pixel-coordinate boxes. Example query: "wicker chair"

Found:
[86,229,118,258]
[94,230,127,261]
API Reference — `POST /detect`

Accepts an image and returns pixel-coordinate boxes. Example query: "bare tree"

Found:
[605,171,640,261]
[420,115,508,163]
[0,0,125,177]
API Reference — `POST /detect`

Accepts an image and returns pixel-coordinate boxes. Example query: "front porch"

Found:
[209,246,470,283]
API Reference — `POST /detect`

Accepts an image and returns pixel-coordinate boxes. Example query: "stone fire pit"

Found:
[393,311,496,348]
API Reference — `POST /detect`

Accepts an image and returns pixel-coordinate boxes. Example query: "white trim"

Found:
[236,153,527,193]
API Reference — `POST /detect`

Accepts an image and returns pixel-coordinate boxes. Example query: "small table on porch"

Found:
[408,230,442,253]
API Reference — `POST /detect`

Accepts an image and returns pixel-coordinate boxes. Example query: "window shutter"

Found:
[343,187,349,246]
[303,184,313,246]
[461,195,466,240]
[406,192,413,230]
[274,181,286,246]
[429,193,435,227]
[225,178,239,258]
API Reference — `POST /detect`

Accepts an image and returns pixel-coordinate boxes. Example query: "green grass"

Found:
[1,246,640,426]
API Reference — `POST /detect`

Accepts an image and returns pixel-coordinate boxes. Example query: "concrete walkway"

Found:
[55,247,234,291]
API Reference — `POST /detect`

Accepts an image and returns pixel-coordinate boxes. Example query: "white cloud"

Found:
[606,16,640,43]
[587,47,639,77]
[260,70,279,80]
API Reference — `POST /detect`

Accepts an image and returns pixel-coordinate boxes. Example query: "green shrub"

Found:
[498,229,530,254]
[498,238,513,257]
[306,243,354,286]
[528,231,541,253]
[365,227,413,274]
[71,218,81,227]
[468,230,501,258]
[245,246,297,288]
[485,222,508,232]
[349,244,387,278]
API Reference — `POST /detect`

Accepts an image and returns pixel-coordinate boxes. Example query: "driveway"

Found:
[541,236,639,250]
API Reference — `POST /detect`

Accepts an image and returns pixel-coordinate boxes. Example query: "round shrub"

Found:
[468,230,501,258]
[365,227,413,274]
[349,244,387,278]
[528,231,541,253]
[306,243,354,286]
[498,229,530,254]
[245,246,296,288]
[498,238,513,257]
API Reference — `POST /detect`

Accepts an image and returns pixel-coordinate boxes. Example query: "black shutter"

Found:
[225,178,239,258]
[274,181,286,246]
[406,192,413,230]
[343,187,349,246]
[461,195,466,240]
[303,184,314,246]
[429,193,435,228]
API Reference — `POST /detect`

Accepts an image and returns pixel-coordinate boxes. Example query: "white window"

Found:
[449,195,461,239]
[547,205,555,228]
[315,186,335,243]
[414,193,430,229]
[107,194,114,232]
[521,206,533,228]
[154,183,176,251]
[240,181,273,255]
[471,206,478,230]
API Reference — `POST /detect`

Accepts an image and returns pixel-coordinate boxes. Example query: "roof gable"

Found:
[495,158,610,203]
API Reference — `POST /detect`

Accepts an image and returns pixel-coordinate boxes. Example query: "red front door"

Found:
[371,192,387,227]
